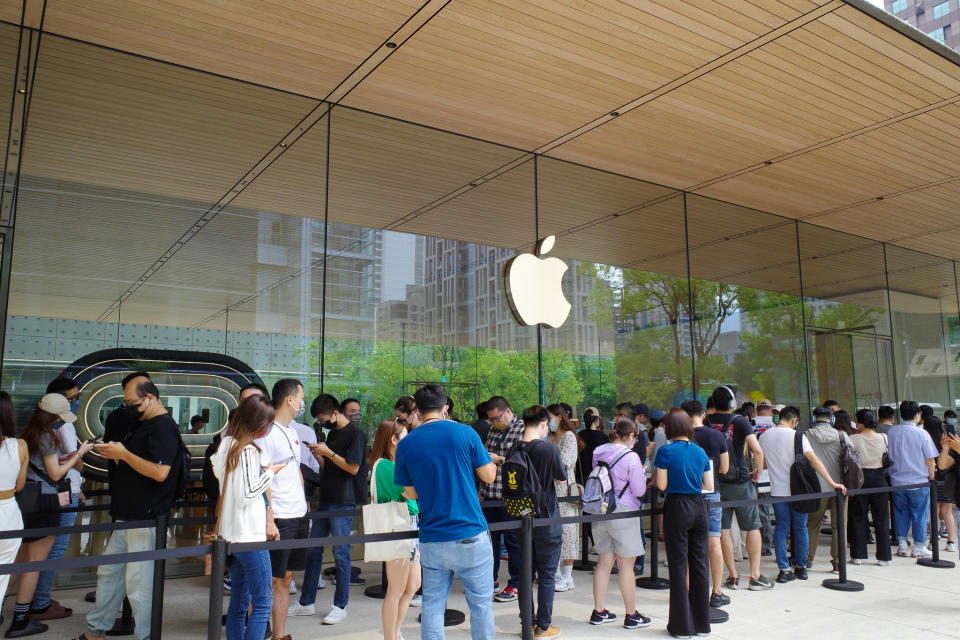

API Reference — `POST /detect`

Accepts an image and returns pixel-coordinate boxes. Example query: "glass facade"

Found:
[2,25,960,588]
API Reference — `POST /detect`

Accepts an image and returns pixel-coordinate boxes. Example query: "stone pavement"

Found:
[9,538,960,639]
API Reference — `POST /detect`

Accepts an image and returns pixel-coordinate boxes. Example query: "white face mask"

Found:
[548,418,559,432]
[294,399,305,418]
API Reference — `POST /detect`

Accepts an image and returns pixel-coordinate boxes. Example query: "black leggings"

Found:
[848,468,892,562]
[663,493,711,637]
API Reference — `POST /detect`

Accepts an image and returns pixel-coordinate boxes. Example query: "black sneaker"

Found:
[792,565,808,581]
[494,586,518,602]
[589,609,617,625]
[748,575,774,591]
[723,575,739,590]
[709,592,730,608]
[776,570,796,583]
[623,611,652,629]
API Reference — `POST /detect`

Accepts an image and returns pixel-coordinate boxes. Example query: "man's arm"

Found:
[745,433,763,481]
[403,486,418,500]
[926,457,936,480]
[476,461,496,484]
[265,487,279,540]
[310,442,360,475]
[97,441,170,482]
[718,451,730,476]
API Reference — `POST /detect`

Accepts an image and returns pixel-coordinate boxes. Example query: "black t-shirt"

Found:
[515,439,566,525]
[632,429,650,465]
[578,429,610,483]
[472,419,491,444]
[706,412,754,484]
[693,426,728,489]
[319,423,367,505]
[110,413,180,520]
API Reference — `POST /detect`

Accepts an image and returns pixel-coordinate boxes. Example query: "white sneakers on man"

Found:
[554,576,575,592]
[287,601,315,617]
[322,605,347,625]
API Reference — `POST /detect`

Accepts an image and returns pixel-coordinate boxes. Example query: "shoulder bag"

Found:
[839,432,864,490]
[363,458,414,562]
[789,431,822,513]
[881,434,893,469]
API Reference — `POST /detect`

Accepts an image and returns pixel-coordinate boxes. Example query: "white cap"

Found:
[39,393,77,423]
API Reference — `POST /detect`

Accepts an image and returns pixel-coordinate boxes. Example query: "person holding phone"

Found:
[211,394,287,640]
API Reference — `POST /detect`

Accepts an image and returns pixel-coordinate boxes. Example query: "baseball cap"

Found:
[649,407,665,421]
[634,403,650,417]
[757,399,773,409]
[773,404,786,412]
[40,393,78,423]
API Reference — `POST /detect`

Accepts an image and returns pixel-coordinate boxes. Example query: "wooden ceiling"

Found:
[5,0,960,325]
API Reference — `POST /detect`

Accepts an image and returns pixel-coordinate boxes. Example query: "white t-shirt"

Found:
[57,423,82,495]
[290,420,319,473]
[254,421,307,519]
[759,427,811,497]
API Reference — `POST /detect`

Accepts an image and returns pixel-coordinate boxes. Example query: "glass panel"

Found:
[687,195,807,411]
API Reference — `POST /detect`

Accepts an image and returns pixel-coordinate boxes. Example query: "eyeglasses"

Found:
[122,399,143,408]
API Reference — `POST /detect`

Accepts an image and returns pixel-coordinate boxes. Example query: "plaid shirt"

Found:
[481,416,525,500]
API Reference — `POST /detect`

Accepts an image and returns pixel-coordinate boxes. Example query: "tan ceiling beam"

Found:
[21,0,43,30]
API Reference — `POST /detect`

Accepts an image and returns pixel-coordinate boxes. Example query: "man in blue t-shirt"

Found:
[395,384,497,640]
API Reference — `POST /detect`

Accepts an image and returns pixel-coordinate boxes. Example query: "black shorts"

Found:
[270,516,309,579]
[23,495,61,543]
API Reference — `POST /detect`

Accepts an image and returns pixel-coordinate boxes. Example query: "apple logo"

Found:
[502,235,571,328]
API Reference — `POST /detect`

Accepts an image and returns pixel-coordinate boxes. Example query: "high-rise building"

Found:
[886,0,960,49]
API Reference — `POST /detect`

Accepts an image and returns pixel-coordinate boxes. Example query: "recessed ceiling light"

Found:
[279,142,288,148]
[609,111,620,117]
[385,42,397,49]
[763,160,773,165]
[17,88,24,94]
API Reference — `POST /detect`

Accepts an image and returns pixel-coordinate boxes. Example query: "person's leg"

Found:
[870,487,891,562]
[892,490,910,542]
[718,485,738,581]
[396,559,421,639]
[790,507,809,570]
[848,493,868,560]
[242,551,272,640]
[939,502,956,544]
[300,507,330,607]
[330,513,352,609]
[419,541,454,640]
[758,504,773,555]
[122,527,156,640]
[911,487,931,548]
[806,497,830,566]
[33,493,79,610]
[86,530,129,638]
[485,508,502,586]
[226,554,249,640]
[592,551,616,612]
[383,558,409,640]
[688,502,711,636]
[532,531,561,630]
[664,497,693,636]
[706,499,723,594]
[772,501,792,571]
[7,537,54,634]
[615,556,637,616]
[498,506,521,589]
[455,532,495,640]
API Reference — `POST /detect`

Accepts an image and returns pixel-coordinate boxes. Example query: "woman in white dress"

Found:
[0,392,28,629]
[547,404,584,592]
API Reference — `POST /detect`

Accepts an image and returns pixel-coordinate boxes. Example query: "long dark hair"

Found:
[833,410,857,436]
[225,395,274,476]
[547,403,584,451]
[371,419,406,463]
[21,407,61,455]
[0,391,15,439]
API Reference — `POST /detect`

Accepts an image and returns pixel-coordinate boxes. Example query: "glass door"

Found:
[808,326,895,412]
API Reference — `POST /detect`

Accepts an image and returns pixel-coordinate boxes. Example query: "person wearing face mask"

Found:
[546,403,584,593]
[251,379,309,640]
[293,393,367,625]
[81,374,181,640]
[394,396,421,432]
[31,377,84,622]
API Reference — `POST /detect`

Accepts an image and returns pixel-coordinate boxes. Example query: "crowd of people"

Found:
[1,374,959,640]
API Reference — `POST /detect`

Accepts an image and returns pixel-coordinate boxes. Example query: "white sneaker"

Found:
[850,558,862,565]
[322,605,347,625]
[287,601,315,617]
[946,542,957,553]
[877,560,890,567]
[554,577,571,592]
[911,546,932,559]
[317,575,327,589]
[897,541,910,557]
[289,579,298,595]
[410,595,422,608]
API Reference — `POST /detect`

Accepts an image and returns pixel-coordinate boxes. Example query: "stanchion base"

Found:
[822,578,864,592]
[418,609,465,627]
[709,608,729,624]
[323,565,362,578]
[635,577,670,590]
[917,558,956,569]
[364,584,387,599]
[85,591,96,603]
[572,560,595,572]
[105,618,135,636]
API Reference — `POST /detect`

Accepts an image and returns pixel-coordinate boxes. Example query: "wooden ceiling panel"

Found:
[39,0,424,99]
[0,0,19,24]
[342,0,817,149]
[25,35,317,205]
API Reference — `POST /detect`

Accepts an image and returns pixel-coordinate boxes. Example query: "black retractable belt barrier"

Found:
[519,516,534,640]
[822,488,863,592]
[151,514,169,640]
[207,538,227,640]
[636,487,669,590]
[918,476,955,569]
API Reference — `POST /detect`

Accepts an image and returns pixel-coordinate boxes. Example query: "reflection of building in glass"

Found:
[886,0,960,49]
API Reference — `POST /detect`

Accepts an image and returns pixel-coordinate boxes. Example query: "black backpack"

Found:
[502,440,548,518]
[172,429,192,503]
[789,431,822,513]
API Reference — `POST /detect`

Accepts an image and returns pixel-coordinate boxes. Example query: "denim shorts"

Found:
[409,514,421,563]
[705,492,721,538]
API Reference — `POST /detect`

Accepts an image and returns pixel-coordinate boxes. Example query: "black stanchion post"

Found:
[207,539,227,640]
[636,488,669,590]
[151,514,169,640]
[918,477,955,569]
[823,490,863,592]
[519,516,534,640]
[364,562,388,599]
[573,522,595,572]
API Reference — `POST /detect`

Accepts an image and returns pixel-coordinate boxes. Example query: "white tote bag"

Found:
[363,458,414,562]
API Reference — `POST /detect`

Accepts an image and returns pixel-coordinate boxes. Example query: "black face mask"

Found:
[349,413,362,428]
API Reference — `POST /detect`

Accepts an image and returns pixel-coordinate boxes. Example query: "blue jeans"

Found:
[531,528,562,630]
[772,501,808,571]
[485,505,519,588]
[86,526,155,640]
[300,504,351,608]
[33,492,79,609]
[420,531,494,640]
[227,550,272,640]
[892,487,930,545]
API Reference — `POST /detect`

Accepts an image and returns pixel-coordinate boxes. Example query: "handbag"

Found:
[839,432,864,490]
[790,431,822,513]
[363,459,414,562]
[881,434,893,469]
[27,460,71,508]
